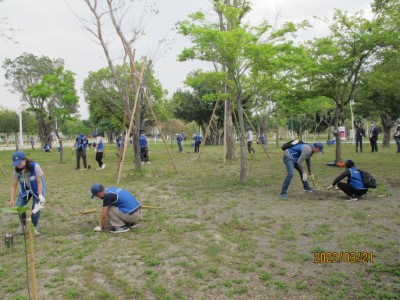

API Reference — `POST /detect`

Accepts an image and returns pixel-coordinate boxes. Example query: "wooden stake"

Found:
[77,208,97,215]
[26,211,38,300]
[244,111,271,161]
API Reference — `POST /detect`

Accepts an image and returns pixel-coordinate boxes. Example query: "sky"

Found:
[0,0,373,119]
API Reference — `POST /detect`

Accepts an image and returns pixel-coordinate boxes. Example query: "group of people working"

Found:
[8,120,398,235]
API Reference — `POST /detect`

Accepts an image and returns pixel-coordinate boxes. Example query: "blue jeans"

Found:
[281,155,310,195]
[16,193,40,227]
[177,141,182,153]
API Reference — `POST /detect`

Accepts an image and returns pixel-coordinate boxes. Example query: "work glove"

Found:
[32,202,44,214]
[94,226,102,232]
[39,195,46,206]
[309,174,315,180]
[326,185,334,191]
[94,148,97,152]
[302,173,307,182]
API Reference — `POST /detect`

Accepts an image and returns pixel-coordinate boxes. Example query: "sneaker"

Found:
[146,161,151,164]
[34,228,41,236]
[345,197,358,202]
[303,188,314,193]
[16,225,27,235]
[101,163,106,170]
[96,167,102,171]
[125,222,137,229]
[109,226,129,233]
[280,194,288,200]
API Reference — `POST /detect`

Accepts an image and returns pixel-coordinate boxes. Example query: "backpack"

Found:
[281,139,304,151]
[358,169,377,189]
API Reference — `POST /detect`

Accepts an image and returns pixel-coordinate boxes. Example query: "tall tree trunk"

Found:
[380,112,392,147]
[225,100,236,159]
[333,104,343,163]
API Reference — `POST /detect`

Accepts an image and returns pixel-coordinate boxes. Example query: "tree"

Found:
[0,0,17,43]
[26,66,79,162]
[178,1,305,182]
[2,53,64,145]
[81,0,167,176]
[306,9,396,162]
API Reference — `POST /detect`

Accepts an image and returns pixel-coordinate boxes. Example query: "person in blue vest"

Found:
[91,183,142,233]
[139,130,150,163]
[326,159,368,201]
[193,132,203,153]
[8,151,46,236]
[43,144,52,152]
[73,133,89,170]
[93,132,105,170]
[116,133,123,157]
[280,142,324,200]
[176,133,183,153]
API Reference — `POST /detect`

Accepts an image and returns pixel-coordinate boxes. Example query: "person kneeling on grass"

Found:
[326,159,368,201]
[91,183,141,233]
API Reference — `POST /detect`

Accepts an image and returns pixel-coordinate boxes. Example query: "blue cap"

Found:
[314,142,324,153]
[91,183,104,198]
[12,151,26,166]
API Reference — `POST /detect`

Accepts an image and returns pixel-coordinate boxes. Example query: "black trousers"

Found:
[96,152,104,167]
[369,137,378,152]
[355,138,363,152]
[140,147,149,162]
[337,182,368,198]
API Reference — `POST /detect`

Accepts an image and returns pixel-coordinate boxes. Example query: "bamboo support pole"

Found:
[26,211,38,300]
[244,111,271,161]
[198,99,220,160]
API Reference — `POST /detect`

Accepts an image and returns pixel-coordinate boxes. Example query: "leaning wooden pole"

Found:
[244,111,271,161]
[198,99,220,160]
[142,88,179,174]
[117,65,146,184]
[26,211,38,300]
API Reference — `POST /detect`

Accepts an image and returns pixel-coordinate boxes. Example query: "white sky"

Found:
[0,0,373,119]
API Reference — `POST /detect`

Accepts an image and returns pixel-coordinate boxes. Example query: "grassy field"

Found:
[0,140,399,300]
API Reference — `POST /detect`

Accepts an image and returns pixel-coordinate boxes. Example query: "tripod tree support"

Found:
[244,111,271,161]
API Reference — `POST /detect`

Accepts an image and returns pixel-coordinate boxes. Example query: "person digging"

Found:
[91,183,142,233]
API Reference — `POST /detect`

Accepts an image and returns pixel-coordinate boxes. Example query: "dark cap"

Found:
[345,159,355,168]
[91,183,104,198]
[313,142,324,153]
[12,151,26,166]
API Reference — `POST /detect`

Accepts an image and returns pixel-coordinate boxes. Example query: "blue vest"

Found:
[286,143,310,163]
[139,134,148,148]
[77,134,88,150]
[348,167,367,190]
[177,134,182,142]
[17,162,46,198]
[97,137,104,151]
[194,134,201,142]
[106,187,141,214]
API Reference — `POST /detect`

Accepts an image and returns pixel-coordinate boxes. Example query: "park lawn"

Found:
[0,141,399,300]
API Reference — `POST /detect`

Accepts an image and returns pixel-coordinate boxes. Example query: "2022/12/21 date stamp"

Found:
[314,252,373,263]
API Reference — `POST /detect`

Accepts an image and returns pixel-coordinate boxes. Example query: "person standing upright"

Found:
[30,137,35,150]
[369,122,379,153]
[193,132,203,153]
[246,128,256,154]
[176,133,183,153]
[353,121,366,153]
[393,121,400,153]
[93,132,105,170]
[139,130,150,164]
[73,133,89,170]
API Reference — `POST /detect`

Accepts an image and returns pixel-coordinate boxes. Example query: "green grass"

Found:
[0,141,399,299]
